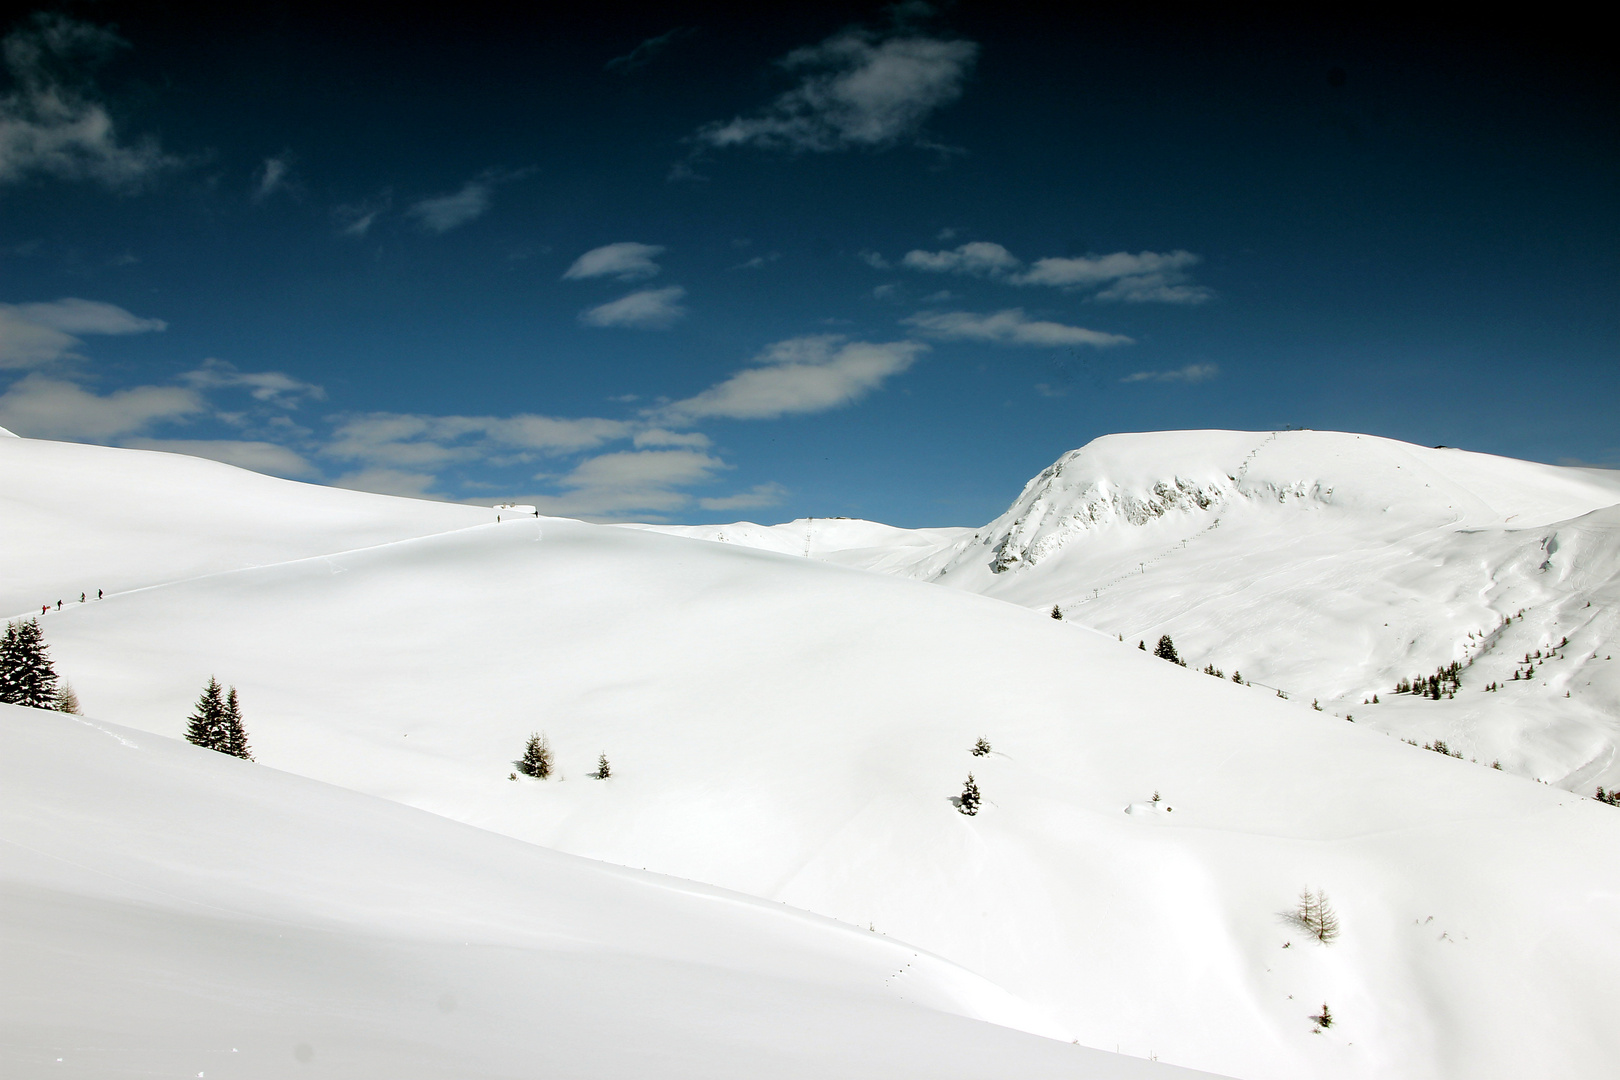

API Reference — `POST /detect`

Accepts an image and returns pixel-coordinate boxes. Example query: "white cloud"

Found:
[633,428,711,449]
[579,286,687,330]
[693,27,977,153]
[859,250,891,269]
[180,358,324,407]
[330,467,442,498]
[900,241,1018,276]
[732,252,780,271]
[0,298,167,368]
[0,15,177,189]
[121,438,318,478]
[1094,273,1215,305]
[408,180,492,233]
[1009,249,1194,288]
[252,155,292,202]
[699,482,788,511]
[0,373,204,438]
[563,242,665,282]
[658,335,924,422]
[527,449,730,519]
[324,411,632,471]
[902,309,1132,348]
[896,243,1213,303]
[1121,363,1220,384]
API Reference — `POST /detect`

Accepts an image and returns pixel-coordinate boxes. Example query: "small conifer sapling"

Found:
[958,773,981,816]
[595,753,611,780]
[971,737,992,757]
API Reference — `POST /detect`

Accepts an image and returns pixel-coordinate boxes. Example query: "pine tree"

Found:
[1313,1002,1334,1029]
[971,737,992,757]
[1154,635,1183,665]
[595,753,611,779]
[0,618,60,708]
[185,677,227,751]
[1050,604,1062,620]
[958,773,981,816]
[519,732,552,778]
[221,686,252,760]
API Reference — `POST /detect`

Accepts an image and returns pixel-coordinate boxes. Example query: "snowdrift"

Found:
[5,703,1215,1079]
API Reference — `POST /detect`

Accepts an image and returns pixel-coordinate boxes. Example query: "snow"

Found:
[3,703,1209,1079]
[650,430,1620,794]
[8,430,1620,1080]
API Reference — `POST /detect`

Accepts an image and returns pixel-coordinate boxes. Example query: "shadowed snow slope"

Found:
[648,431,1620,794]
[9,434,1620,1080]
[3,704,1209,1080]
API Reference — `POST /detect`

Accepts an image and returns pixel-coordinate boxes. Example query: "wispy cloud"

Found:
[657,335,924,422]
[330,467,442,498]
[731,252,781,271]
[252,155,293,202]
[0,298,167,368]
[901,241,1019,276]
[408,180,492,233]
[896,242,1214,303]
[520,449,730,519]
[903,309,1131,348]
[334,190,391,237]
[699,482,788,511]
[563,242,665,282]
[0,14,178,189]
[579,286,687,330]
[604,27,694,73]
[324,412,632,472]
[1121,363,1220,383]
[180,358,324,407]
[0,373,204,438]
[122,438,318,478]
[692,22,977,153]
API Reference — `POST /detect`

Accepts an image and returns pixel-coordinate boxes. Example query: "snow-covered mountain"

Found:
[6,433,1620,1080]
[649,430,1620,794]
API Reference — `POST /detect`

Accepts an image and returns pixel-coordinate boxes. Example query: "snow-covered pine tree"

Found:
[185,677,228,751]
[595,753,611,779]
[221,686,253,760]
[958,773,981,815]
[971,737,992,757]
[0,618,60,708]
[519,733,552,778]
[1050,605,1062,620]
[1313,1002,1334,1029]
[1154,634,1183,666]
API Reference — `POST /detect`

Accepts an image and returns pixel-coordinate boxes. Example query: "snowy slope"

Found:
[13,436,1620,1080]
[0,437,486,614]
[3,703,1212,1080]
[650,431,1620,793]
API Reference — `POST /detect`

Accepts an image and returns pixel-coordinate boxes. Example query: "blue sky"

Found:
[1,3,1615,524]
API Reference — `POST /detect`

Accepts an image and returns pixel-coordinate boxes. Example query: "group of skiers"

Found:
[40,589,102,614]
